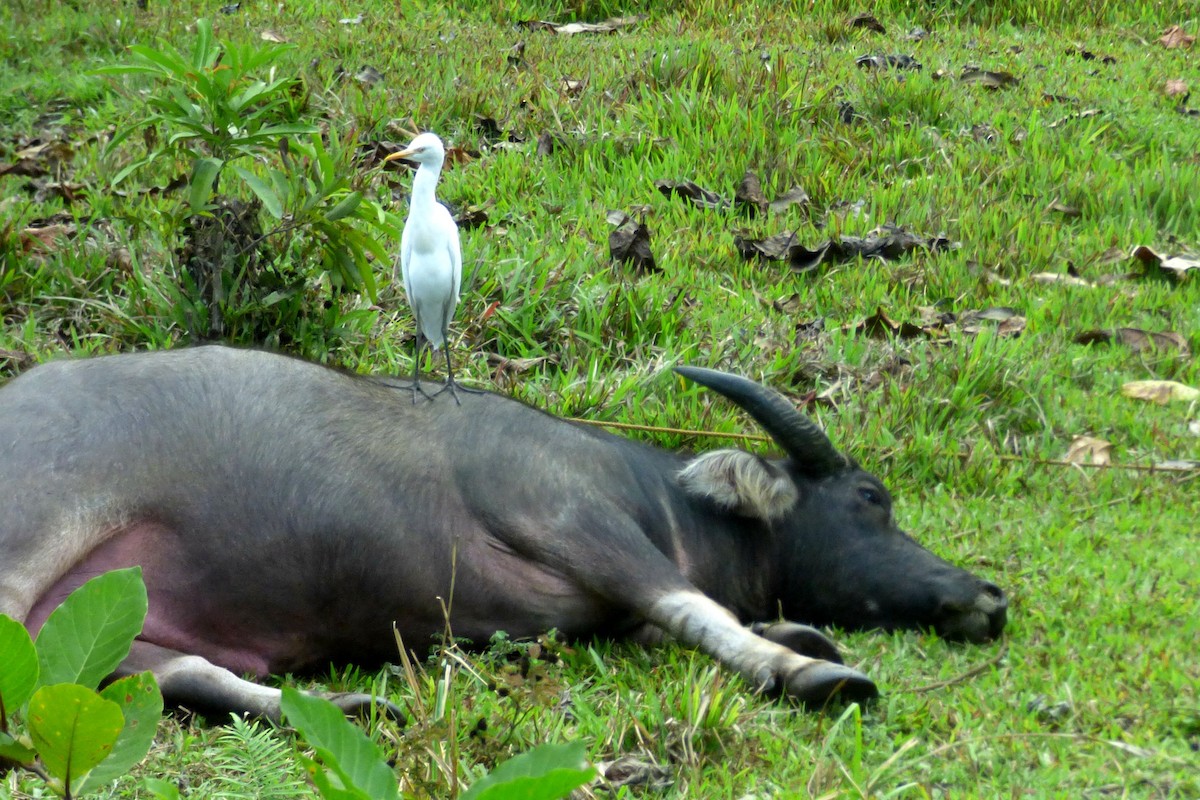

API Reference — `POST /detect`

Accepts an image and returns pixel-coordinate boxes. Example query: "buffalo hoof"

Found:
[785,662,878,708]
[751,622,844,665]
[323,692,407,724]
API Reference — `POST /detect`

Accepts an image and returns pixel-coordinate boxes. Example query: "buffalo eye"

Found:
[857,486,884,506]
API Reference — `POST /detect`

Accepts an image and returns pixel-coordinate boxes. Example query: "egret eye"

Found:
[858,486,883,506]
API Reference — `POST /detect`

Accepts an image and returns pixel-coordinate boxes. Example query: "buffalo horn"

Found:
[674,365,847,476]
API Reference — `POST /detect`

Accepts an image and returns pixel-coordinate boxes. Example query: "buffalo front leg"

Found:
[647,591,878,706]
[116,641,405,723]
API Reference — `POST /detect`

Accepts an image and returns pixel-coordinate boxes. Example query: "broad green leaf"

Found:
[0,731,37,766]
[300,753,374,800]
[35,567,147,690]
[144,777,183,800]
[27,684,124,792]
[232,164,283,219]
[191,18,216,71]
[189,157,224,212]
[126,44,191,81]
[459,742,595,800]
[0,615,38,712]
[326,191,363,222]
[280,687,399,800]
[76,672,164,793]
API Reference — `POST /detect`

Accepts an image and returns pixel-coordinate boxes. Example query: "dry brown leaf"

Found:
[960,68,1019,89]
[259,29,286,43]
[1159,25,1195,49]
[768,185,810,214]
[1031,272,1095,287]
[1130,245,1200,278]
[847,13,886,33]
[735,171,768,216]
[519,15,645,35]
[19,223,74,252]
[1064,436,1112,466]
[1121,380,1200,405]
[608,217,658,273]
[1073,328,1189,354]
[1165,79,1189,97]
[1046,199,1081,217]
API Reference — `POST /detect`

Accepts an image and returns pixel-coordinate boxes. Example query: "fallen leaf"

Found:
[259,29,287,43]
[855,307,927,339]
[354,65,384,87]
[960,68,1019,89]
[339,14,363,25]
[19,223,75,252]
[847,13,886,33]
[609,218,658,273]
[1165,79,1189,97]
[768,185,810,214]
[518,15,645,35]
[1121,380,1200,405]
[536,132,555,157]
[1048,109,1102,129]
[734,171,768,216]
[905,27,929,41]
[655,179,729,211]
[1073,328,1189,354]
[855,53,921,71]
[597,756,673,790]
[1158,25,1195,49]
[1071,46,1117,64]
[486,353,551,374]
[1064,436,1112,465]
[1045,199,1081,217]
[507,41,527,68]
[560,76,584,96]
[454,200,493,230]
[1130,245,1200,278]
[1031,271,1095,287]
[772,293,803,314]
[735,225,954,272]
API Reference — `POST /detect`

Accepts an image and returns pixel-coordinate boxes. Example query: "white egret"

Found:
[383,132,477,403]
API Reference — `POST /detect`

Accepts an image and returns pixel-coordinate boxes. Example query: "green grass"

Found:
[2,0,1198,797]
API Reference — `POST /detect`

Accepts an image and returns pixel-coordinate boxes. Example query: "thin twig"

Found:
[906,645,1007,693]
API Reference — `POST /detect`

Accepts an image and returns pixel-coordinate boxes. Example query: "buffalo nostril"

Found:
[981,582,1007,605]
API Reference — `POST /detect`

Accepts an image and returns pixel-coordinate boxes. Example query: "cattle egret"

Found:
[384,132,476,403]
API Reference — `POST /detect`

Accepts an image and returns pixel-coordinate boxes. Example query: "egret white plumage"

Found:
[383,132,476,403]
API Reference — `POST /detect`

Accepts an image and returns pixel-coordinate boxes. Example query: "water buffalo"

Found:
[0,346,1006,720]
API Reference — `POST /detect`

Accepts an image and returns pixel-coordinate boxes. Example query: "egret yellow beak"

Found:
[384,146,419,163]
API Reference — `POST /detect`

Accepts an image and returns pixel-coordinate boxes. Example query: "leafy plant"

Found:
[91,18,397,343]
[0,568,163,799]
[279,688,595,800]
[93,18,314,212]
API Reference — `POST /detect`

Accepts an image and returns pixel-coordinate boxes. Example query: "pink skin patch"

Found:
[28,522,276,677]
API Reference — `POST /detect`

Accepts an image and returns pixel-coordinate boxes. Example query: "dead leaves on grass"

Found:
[1073,328,1189,355]
[845,305,1025,341]
[1121,381,1200,405]
[655,172,810,218]
[734,225,954,273]
[1129,245,1200,279]
[607,211,658,274]
[1158,25,1195,50]
[517,15,645,36]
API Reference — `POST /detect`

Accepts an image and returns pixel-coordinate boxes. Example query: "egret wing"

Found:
[398,220,416,302]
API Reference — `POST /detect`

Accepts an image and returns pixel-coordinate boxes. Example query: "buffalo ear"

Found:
[677,450,798,521]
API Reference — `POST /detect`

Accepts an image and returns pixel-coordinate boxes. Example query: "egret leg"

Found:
[408,335,435,404]
[431,336,484,405]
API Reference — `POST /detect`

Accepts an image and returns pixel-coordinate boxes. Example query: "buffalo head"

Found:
[675,366,1008,643]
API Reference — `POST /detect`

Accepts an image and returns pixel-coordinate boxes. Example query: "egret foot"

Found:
[431,378,486,405]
